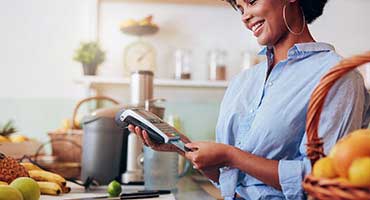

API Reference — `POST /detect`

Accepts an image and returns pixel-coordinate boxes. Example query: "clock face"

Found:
[124,41,156,74]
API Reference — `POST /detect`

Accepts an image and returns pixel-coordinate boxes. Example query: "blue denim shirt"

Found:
[214,42,370,200]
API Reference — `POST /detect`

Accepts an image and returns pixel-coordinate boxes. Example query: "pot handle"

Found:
[72,96,120,129]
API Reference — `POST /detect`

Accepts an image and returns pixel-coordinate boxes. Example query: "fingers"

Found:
[185,142,199,151]
[184,151,201,169]
[128,125,148,146]
[142,130,156,147]
[128,125,135,132]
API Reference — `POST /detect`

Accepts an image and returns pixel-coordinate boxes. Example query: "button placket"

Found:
[236,109,256,149]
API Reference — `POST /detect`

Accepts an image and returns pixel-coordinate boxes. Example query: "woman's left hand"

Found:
[184,142,233,170]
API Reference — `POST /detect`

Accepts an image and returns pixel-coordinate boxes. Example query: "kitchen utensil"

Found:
[144,147,190,191]
[81,97,126,185]
[130,71,154,107]
[67,191,163,200]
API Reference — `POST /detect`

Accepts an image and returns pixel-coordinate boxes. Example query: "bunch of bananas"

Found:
[120,15,157,28]
[20,162,71,196]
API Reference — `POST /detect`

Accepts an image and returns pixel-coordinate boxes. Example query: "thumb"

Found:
[185,142,199,149]
[185,142,200,152]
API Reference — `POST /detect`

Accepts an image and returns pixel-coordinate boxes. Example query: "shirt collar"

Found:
[258,42,335,57]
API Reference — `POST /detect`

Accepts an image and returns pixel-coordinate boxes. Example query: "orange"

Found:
[329,130,370,178]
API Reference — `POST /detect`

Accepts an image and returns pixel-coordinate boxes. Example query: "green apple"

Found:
[10,177,40,200]
[0,185,23,200]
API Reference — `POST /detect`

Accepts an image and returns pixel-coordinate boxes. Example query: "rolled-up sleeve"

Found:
[279,157,311,199]
[278,70,370,200]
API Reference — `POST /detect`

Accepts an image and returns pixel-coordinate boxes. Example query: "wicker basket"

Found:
[302,52,370,200]
[48,96,119,162]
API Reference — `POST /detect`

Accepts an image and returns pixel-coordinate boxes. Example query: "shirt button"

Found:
[268,82,273,87]
[250,109,255,113]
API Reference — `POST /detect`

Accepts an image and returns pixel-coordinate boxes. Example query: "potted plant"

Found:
[73,42,106,75]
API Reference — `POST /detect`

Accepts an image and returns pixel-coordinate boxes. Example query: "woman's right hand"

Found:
[128,125,191,156]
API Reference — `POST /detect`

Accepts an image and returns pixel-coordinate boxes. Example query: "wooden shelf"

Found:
[75,76,228,89]
[100,0,228,6]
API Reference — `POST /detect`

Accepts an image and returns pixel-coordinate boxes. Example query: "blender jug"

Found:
[143,99,190,191]
[144,147,190,191]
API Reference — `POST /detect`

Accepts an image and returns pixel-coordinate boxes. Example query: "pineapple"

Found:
[0,120,17,137]
[0,120,17,143]
[0,153,29,183]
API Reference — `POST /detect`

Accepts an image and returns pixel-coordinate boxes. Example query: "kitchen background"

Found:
[1,0,369,142]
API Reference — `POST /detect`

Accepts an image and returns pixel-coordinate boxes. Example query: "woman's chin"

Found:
[256,34,275,47]
[256,37,269,46]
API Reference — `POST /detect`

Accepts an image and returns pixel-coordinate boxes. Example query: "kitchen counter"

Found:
[40,176,218,200]
[175,175,216,200]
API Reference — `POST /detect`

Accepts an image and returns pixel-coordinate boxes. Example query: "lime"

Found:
[107,180,122,197]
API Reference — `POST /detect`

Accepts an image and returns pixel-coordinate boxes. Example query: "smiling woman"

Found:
[128,0,370,199]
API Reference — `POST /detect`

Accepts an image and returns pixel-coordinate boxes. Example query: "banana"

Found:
[0,181,8,185]
[61,185,71,193]
[37,181,62,196]
[29,170,66,187]
[20,162,43,171]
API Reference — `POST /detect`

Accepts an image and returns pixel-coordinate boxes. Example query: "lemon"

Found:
[61,119,72,130]
[9,135,28,143]
[107,180,122,197]
[348,157,370,186]
[313,157,338,179]
[0,136,10,143]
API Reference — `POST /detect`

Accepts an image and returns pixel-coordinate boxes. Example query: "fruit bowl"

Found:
[120,15,159,36]
[120,24,159,36]
[302,51,370,200]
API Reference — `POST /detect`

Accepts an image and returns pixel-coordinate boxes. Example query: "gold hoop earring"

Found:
[283,5,306,36]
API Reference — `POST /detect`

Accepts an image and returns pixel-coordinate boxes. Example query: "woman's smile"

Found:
[248,19,265,37]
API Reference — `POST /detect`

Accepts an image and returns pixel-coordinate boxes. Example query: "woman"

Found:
[129,0,370,199]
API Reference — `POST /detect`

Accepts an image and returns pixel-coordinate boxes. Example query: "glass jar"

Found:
[208,49,227,81]
[241,50,260,70]
[174,49,192,80]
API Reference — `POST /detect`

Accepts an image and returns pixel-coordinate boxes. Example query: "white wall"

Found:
[0,0,369,139]
[0,0,92,99]
[97,1,258,80]
[1,0,369,100]
[310,0,370,56]
[98,0,370,81]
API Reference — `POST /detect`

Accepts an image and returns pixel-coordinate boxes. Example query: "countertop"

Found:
[40,176,218,200]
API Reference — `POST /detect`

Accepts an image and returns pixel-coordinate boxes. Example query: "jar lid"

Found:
[131,70,154,76]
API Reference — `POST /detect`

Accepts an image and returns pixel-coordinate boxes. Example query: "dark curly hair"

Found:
[299,0,328,24]
[224,0,328,24]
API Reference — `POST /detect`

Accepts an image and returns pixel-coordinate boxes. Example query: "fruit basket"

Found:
[48,96,119,163]
[302,52,370,199]
[120,15,159,36]
[0,120,44,159]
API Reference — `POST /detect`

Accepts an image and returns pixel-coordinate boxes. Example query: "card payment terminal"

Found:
[116,108,190,152]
